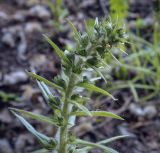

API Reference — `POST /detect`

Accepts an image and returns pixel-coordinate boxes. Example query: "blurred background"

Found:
[0,0,160,153]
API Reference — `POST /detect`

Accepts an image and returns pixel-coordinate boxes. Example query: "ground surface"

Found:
[0,0,159,153]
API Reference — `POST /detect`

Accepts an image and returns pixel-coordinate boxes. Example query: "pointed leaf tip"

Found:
[71,111,124,120]
[10,108,60,127]
[78,82,117,101]
[26,71,62,90]
[43,34,70,64]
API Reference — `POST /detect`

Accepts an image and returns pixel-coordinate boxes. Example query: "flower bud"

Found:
[86,57,99,67]
[54,75,66,89]
[48,96,61,109]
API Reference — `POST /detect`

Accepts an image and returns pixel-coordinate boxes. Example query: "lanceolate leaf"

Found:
[77,82,117,100]
[74,139,118,153]
[129,82,139,102]
[37,81,52,102]
[71,111,124,120]
[76,135,129,153]
[11,112,57,149]
[67,19,81,42]
[71,100,92,116]
[84,20,93,40]
[43,34,70,64]
[27,71,62,91]
[31,149,48,153]
[98,135,130,144]
[92,66,108,84]
[10,108,60,127]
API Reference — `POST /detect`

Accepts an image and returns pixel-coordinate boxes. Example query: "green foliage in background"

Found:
[109,0,129,25]
[0,91,18,103]
[47,0,68,31]
[10,18,129,153]
[107,31,160,103]
[108,0,160,102]
[153,0,160,42]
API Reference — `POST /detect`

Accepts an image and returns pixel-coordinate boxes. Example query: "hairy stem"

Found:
[59,73,76,153]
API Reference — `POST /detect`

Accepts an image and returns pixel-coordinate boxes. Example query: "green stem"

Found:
[59,73,76,153]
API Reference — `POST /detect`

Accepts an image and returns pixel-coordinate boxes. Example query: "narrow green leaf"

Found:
[31,149,48,153]
[74,139,118,153]
[123,49,150,62]
[84,20,93,40]
[110,51,121,65]
[67,19,81,42]
[78,82,117,100]
[47,0,55,15]
[43,34,70,64]
[92,66,108,84]
[129,82,139,102]
[71,100,92,116]
[27,71,62,90]
[11,111,57,148]
[130,33,152,47]
[77,135,129,153]
[56,0,63,7]
[107,81,157,93]
[10,108,59,127]
[71,111,124,120]
[120,63,156,76]
[37,81,52,102]
[98,135,130,144]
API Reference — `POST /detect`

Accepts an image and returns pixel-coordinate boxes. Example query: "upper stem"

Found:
[58,73,76,153]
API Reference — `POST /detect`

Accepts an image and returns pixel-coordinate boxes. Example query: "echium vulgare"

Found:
[10,18,128,153]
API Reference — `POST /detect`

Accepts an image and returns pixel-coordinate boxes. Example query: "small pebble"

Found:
[29,5,51,19]
[1,32,15,47]
[118,124,136,138]
[129,103,157,119]
[0,11,9,26]
[0,109,12,123]
[0,139,13,153]
[129,103,145,117]
[25,22,42,33]
[29,54,47,68]
[12,11,26,22]
[3,71,28,85]
[144,105,157,119]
